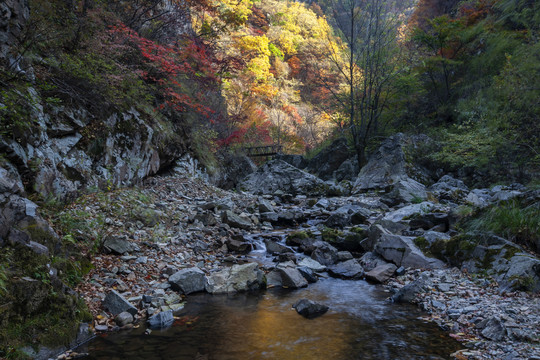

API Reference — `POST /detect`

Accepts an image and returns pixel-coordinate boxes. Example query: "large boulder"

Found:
[365,263,397,283]
[275,154,308,169]
[103,290,138,316]
[221,210,253,230]
[353,134,434,193]
[169,267,206,295]
[205,263,266,294]
[353,134,409,191]
[239,160,329,196]
[277,265,309,289]
[392,275,428,303]
[306,138,351,181]
[429,175,469,201]
[293,299,329,318]
[374,234,445,269]
[328,259,364,279]
[385,178,427,205]
[215,153,257,190]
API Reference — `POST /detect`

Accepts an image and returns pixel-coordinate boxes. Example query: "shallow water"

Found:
[78,279,460,360]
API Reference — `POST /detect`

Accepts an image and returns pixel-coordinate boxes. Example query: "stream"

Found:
[77,228,461,359]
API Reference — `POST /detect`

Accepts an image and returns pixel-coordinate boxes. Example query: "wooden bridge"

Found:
[242,145,283,157]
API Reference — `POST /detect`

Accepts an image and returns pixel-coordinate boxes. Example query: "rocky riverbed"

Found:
[44,165,539,360]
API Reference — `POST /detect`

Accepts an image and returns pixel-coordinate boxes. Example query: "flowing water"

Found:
[78,278,460,359]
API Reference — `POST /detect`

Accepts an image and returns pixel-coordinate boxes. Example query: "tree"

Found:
[325,0,402,166]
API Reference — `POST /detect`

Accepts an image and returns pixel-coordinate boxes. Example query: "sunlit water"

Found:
[78,279,460,360]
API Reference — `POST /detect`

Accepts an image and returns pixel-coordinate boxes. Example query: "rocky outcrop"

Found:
[214,153,257,190]
[238,159,329,196]
[0,0,29,61]
[352,134,433,195]
[306,137,351,181]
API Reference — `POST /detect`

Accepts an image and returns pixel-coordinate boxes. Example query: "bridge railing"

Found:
[242,145,283,157]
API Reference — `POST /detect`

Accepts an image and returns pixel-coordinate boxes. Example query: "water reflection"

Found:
[79,279,460,360]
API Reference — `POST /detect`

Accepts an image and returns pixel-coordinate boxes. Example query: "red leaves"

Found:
[109,23,219,117]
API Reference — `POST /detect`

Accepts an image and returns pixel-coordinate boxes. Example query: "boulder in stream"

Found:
[293,299,329,318]
[169,267,206,295]
[328,259,364,279]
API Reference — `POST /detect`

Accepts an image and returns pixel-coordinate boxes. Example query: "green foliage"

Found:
[463,199,540,252]
[0,84,39,140]
[0,263,8,297]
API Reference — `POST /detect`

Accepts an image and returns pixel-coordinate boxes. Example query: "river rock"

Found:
[359,252,389,272]
[265,239,292,255]
[392,275,428,303]
[225,238,251,254]
[374,234,445,269]
[311,243,338,266]
[239,159,329,196]
[323,212,351,228]
[103,290,138,316]
[147,310,174,329]
[221,210,252,230]
[365,263,397,283]
[169,267,206,294]
[114,311,134,327]
[297,267,318,283]
[205,262,265,294]
[293,299,329,318]
[278,264,308,288]
[328,259,364,279]
[297,257,326,272]
[102,235,135,255]
[258,198,274,213]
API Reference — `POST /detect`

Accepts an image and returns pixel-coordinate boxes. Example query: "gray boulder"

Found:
[359,252,389,272]
[385,178,427,204]
[365,263,397,283]
[147,310,174,329]
[297,267,318,283]
[103,290,138,316]
[221,210,252,230]
[293,299,329,318]
[392,275,428,303]
[114,311,134,327]
[334,158,359,182]
[311,243,339,266]
[258,198,274,213]
[215,153,257,190]
[239,160,329,196]
[278,265,309,288]
[102,235,135,255]
[375,234,445,269]
[353,134,409,191]
[328,259,364,279]
[382,202,436,222]
[205,263,265,294]
[169,267,206,294]
[306,138,350,181]
[297,257,326,272]
[429,175,469,201]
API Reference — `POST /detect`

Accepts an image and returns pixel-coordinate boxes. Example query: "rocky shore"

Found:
[49,165,539,360]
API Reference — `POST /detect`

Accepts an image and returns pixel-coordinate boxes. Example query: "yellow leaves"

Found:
[238,35,271,57]
[248,56,272,81]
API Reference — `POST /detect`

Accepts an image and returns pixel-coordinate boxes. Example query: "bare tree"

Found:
[326,0,402,166]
